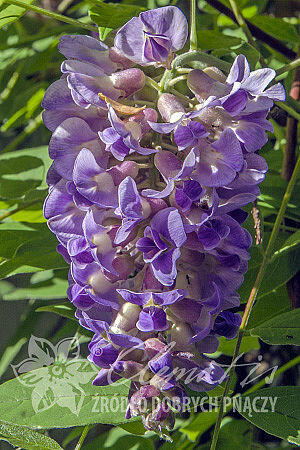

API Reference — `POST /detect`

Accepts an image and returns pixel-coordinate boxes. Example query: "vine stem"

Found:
[228,0,265,66]
[74,425,92,450]
[190,0,197,51]
[3,0,96,31]
[276,57,300,78]
[145,76,161,92]
[210,154,300,450]
[168,75,188,87]
[276,101,300,122]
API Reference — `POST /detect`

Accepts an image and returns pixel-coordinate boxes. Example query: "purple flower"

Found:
[213,311,242,339]
[188,55,285,114]
[190,129,243,187]
[49,117,108,179]
[136,207,187,286]
[114,176,149,244]
[99,105,157,161]
[226,54,286,103]
[117,288,187,331]
[42,19,286,434]
[73,148,118,208]
[114,6,188,67]
[42,79,109,133]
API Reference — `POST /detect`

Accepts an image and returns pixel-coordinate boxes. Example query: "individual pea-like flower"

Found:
[136,207,187,286]
[114,6,188,67]
[99,105,158,160]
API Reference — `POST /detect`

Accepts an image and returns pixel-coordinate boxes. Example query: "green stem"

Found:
[190,0,198,51]
[3,0,95,31]
[210,330,244,450]
[276,57,300,77]
[172,50,230,72]
[167,74,188,87]
[176,67,193,74]
[169,88,197,105]
[74,425,92,450]
[210,155,300,450]
[276,101,300,121]
[145,76,161,92]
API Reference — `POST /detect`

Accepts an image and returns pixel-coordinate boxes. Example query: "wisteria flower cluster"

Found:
[42,5,285,434]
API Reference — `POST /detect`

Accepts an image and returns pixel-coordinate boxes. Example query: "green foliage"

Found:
[89,1,145,40]
[249,309,300,345]
[0,421,62,450]
[249,16,298,43]
[197,30,241,50]
[0,0,34,28]
[240,387,300,445]
[0,363,132,428]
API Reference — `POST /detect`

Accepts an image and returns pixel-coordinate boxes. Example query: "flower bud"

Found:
[110,301,140,333]
[129,385,160,416]
[112,254,135,280]
[187,69,215,100]
[157,93,185,122]
[129,108,158,135]
[169,321,195,351]
[203,66,226,82]
[110,68,145,96]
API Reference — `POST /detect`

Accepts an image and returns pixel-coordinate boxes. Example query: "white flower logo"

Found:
[11,336,97,415]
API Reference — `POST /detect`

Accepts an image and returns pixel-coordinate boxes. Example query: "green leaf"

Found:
[0,421,63,450]
[0,0,34,29]
[246,285,291,329]
[249,15,298,43]
[239,387,300,444]
[0,146,50,199]
[36,303,76,321]
[215,419,252,449]
[0,233,67,279]
[249,309,300,345]
[89,1,145,31]
[233,42,260,68]
[239,242,300,303]
[0,363,132,428]
[197,30,241,50]
[218,335,260,356]
[83,426,154,450]
[180,410,219,441]
[272,229,300,258]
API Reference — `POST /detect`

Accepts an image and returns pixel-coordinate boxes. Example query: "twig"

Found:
[204,0,296,60]
[74,425,92,450]
[2,0,95,31]
[276,57,300,78]
[190,0,197,51]
[251,199,263,246]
